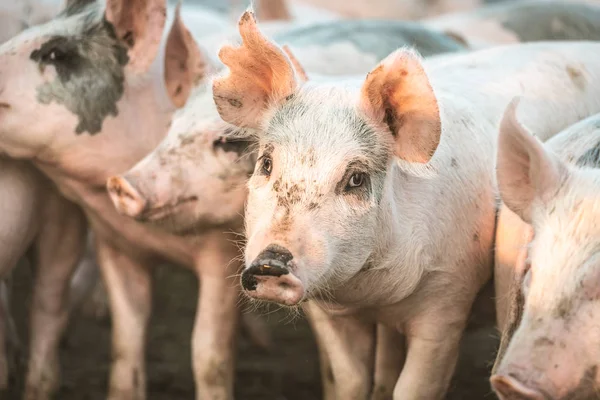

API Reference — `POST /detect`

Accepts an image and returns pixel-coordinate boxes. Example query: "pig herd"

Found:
[1,0,600,399]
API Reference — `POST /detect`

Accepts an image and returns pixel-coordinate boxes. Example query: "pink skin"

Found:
[107,104,254,235]
[0,1,251,399]
[492,103,600,399]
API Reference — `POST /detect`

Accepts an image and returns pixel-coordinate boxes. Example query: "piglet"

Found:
[492,101,600,399]
[210,10,600,399]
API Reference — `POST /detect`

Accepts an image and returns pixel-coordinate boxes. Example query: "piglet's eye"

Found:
[261,156,273,176]
[347,172,365,189]
[42,47,68,63]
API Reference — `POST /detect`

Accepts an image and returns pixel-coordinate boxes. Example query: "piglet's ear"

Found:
[213,10,298,129]
[105,0,167,73]
[164,3,210,108]
[497,98,567,223]
[360,49,441,164]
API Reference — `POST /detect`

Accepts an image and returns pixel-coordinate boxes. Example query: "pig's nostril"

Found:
[241,245,303,304]
[491,374,546,400]
[242,245,294,292]
[254,244,293,266]
[241,262,290,291]
[0,102,9,109]
[106,176,148,218]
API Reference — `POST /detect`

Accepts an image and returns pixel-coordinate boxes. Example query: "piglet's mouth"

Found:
[140,196,198,222]
[241,252,305,306]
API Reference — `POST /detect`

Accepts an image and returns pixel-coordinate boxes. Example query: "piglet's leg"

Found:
[192,232,241,400]
[25,198,87,400]
[96,238,151,400]
[393,315,465,400]
[305,302,376,400]
[68,233,109,321]
[303,302,335,400]
[371,325,405,400]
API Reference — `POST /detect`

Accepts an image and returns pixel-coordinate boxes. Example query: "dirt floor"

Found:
[6,261,500,400]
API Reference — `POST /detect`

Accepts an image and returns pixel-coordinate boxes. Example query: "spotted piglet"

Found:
[492,102,600,400]
[211,10,600,400]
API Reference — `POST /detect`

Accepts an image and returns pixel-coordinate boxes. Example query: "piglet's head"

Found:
[491,100,600,400]
[0,0,195,174]
[213,10,441,306]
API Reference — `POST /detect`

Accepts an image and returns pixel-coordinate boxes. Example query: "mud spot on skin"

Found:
[30,13,129,135]
[326,365,334,383]
[263,143,274,155]
[239,11,252,25]
[576,139,600,168]
[227,98,243,108]
[180,135,195,146]
[300,148,317,167]
[271,179,308,233]
[566,65,586,91]
[553,296,572,320]
[533,336,555,347]
[133,368,139,391]
[286,183,303,206]
[451,158,458,168]
[307,202,319,211]
[473,232,480,242]
[272,179,281,193]
[204,359,229,388]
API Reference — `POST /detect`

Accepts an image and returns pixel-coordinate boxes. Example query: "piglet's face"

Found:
[108,82,255,234]
[213,11,441,306]
[242,89,390,305]
[492,102,600,400]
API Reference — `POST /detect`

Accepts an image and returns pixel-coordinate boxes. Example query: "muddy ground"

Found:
[7,262,500,400]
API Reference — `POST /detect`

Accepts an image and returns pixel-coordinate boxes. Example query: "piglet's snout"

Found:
[491,374,546,400]
[242,245,305,306]
[106,176,148,219]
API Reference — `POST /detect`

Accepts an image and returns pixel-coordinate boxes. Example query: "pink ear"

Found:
[281,45,308,83]
[360,49,441,164]
[105,0,167,73]
[164,3,210,108]
[496,98,567,223]
[212,10,298,129]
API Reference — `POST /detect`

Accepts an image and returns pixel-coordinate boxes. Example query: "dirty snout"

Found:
[107,175,149,218]
[491,374,547,400]
[242,244,305,306]
[491,316,600,400]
